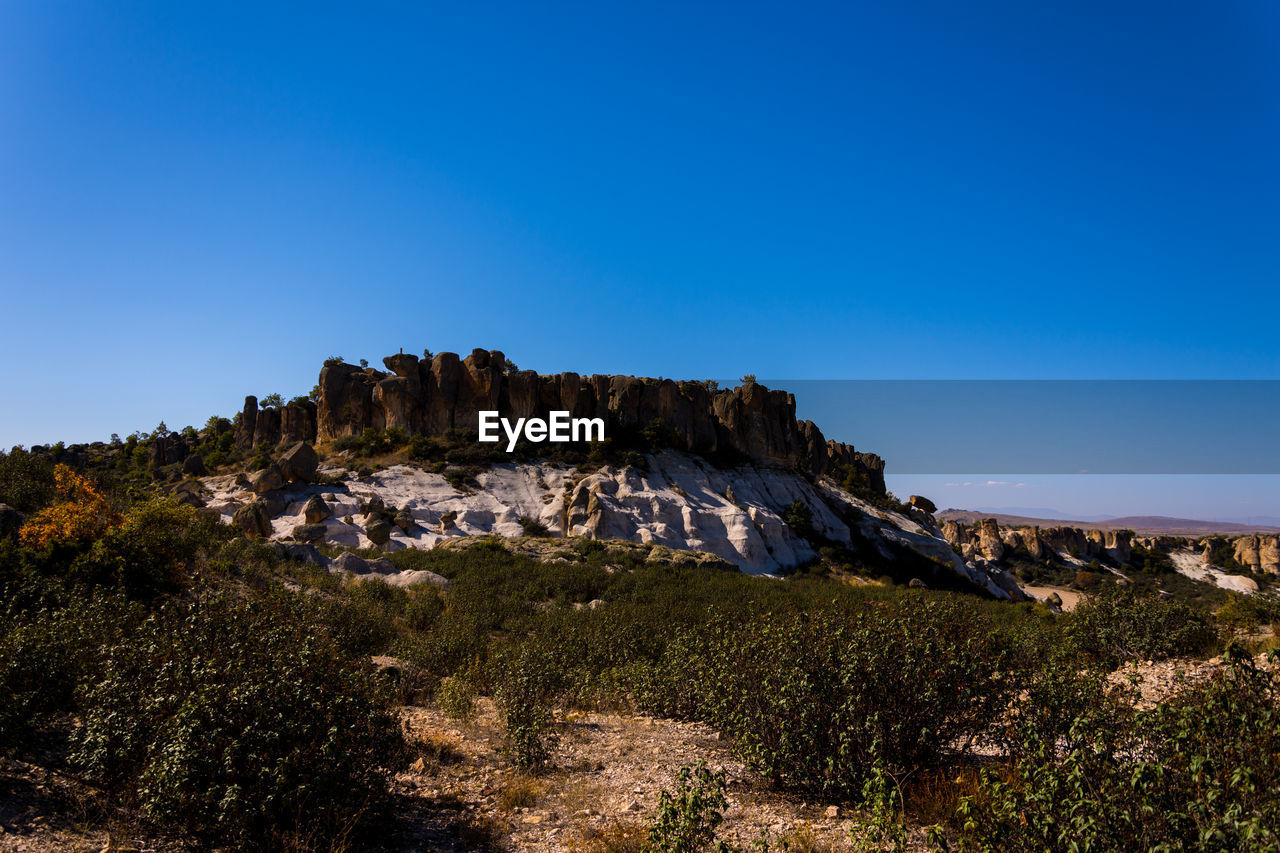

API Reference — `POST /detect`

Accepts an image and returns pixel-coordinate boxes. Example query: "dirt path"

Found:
[395,699,857,851]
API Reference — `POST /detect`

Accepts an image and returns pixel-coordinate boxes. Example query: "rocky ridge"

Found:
[941,517,1279,594]
[234,349,886,490]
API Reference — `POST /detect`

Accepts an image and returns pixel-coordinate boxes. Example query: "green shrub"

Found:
[71,497,230,598]
[781,500,815,541]
[1066,587,1218,667]
[436,675,477,720]
[0,446,56,512]
[642,762,730,853]
[494,646,559,769]
[72,592,403,849]
[642,597,1015,797]
[0,587,144,751]
[519,516,552,537]
[959,646,1280,852]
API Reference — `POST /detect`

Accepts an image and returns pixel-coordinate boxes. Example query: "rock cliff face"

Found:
[233,396,317,450]
[295,349,884,489]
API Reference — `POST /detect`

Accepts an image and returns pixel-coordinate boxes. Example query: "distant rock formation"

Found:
[1234,534,1280,574]
[941,518,1280,582]
[262,349,890,490]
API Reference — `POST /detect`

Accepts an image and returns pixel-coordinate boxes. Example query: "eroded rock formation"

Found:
[307,349,884,488]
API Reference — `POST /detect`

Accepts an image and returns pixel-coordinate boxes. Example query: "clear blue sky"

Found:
[2,2,1277,518]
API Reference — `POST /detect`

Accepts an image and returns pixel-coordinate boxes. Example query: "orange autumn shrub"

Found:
[18,465,122,548]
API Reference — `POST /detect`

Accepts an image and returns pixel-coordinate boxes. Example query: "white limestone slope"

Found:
[203,450,1016,597]
[1167,548,1259,593]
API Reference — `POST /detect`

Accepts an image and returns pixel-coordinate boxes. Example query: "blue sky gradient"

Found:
[2,2,1277,517]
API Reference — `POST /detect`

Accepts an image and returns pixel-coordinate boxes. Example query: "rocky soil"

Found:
[393,699,857,852]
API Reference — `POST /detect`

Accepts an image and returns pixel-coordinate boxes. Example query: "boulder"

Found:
[182,454,207,476]
[391,569,450,589]
[173,489,205,508]
[366,517,393,545]
[331,552,370,574]
[232,500,271,538]
[394,507,416,533]
[303,495,331,524]
[360,494,386,516]
[248,464,285,494]
[438,510,458,534]
[291,523,327,543]
[277,442,318,483]
[908,495,937,514]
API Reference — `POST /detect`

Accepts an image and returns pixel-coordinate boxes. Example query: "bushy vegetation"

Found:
[0,478,405,850]
[73,592,401,849]
[639,600,1015,797]
[960,645,1280,852]
[4,446,1277,851]
[1066,585,1218,667]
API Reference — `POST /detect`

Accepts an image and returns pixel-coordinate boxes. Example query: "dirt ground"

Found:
[392,698,858,851]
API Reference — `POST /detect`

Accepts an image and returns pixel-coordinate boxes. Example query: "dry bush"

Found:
[497,772,546,809]
[567,821,647,853]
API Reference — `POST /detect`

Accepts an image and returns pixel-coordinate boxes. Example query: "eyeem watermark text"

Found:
[478,411,606,452]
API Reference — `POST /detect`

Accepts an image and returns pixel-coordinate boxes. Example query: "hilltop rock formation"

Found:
[306,350,884,489]
[233,395,317,451]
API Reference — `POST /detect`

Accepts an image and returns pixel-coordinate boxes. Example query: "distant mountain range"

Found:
[938,509,1280,538]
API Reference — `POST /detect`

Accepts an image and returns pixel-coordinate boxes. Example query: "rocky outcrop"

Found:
[302,495,330,524]
[1103,529,1132,564]
[277,442,318,483]
[234,396,258,450]
[908,495,937,514]
[1233,535,1280,574]
[199,454,1019,596]
[248,465,285,494]
[311,350,883,489]
[943,521,1137,566]
[234,394,318,450]
[232,500,271,538]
